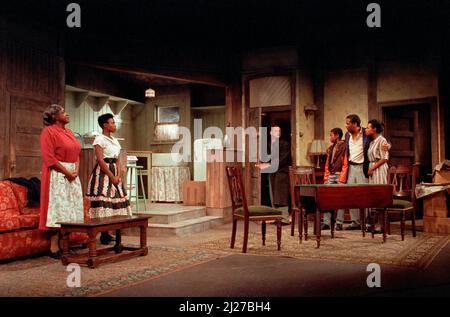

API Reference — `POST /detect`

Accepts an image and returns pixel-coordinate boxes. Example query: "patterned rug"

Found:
[192,225,450,269]
[0,240,228,297]
[1,225,448,296]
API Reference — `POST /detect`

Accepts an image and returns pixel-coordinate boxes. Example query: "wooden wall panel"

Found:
[6,40,62,101]
[249,76,291,108]
[65,91,136,150]
[0,18,7,179]
[1,19,64,178]
[192,107,225,134]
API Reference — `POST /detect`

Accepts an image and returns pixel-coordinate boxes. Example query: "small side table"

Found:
[58,215,152,269]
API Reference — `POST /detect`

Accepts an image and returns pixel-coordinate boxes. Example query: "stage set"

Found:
[0,0,450,297]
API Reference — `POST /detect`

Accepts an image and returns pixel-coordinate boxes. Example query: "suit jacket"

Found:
[268,138,291,206]
[269,138,291,173]
[344,128,373,179]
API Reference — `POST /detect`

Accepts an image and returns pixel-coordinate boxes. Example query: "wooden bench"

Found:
[58,215,151,268]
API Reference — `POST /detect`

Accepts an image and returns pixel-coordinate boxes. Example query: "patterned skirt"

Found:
[369,161,389,185]
[86,158,132,218]
[47,162,84,228]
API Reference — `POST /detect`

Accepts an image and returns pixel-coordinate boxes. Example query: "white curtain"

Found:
[155,124,179,141]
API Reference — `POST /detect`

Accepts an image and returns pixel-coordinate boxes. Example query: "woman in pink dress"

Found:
[40,104,84,259]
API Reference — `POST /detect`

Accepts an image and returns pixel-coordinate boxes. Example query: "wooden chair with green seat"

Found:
[385,165,417,240]
[226,166,283,253]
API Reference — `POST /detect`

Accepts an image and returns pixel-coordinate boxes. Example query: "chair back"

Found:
[388,165,417,204]
[226,166,249,217]
[288,166,316,210]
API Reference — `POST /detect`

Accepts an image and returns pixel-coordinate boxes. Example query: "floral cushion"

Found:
[20,207,40,215]
[18,214,40,229]
[0,230,50,261]
[0,230,89,261]
[0,215,21,233]
[9,182,28,211]
[0,182,19,211]
[0,181,90,261]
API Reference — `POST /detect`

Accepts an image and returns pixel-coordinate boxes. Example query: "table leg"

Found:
[262,221,266,246]
[316,209,321,248]
[87,230,98,268]
[383,208,387,243]
[371,209,375,239]
[290,208,295,237]
[298,209,303,244]
[114,229,123,253]
[331,210,335,239]
[139,171,148,211]
[277,221,281,251]
[140,224,148,256]
[360,208,366,237]
[304,212,309,241]
[60,230,70,265]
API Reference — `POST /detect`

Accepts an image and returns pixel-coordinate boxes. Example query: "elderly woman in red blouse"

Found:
[40,104,84,259]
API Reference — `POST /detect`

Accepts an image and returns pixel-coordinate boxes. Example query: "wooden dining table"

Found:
[296,184,393,248]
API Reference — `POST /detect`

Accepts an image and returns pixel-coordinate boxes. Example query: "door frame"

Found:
[243,71,297,204]
[260,105,295,163]
[378,97,442,168]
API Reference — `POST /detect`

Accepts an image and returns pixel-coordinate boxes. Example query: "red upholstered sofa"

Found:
[0,180,88,261]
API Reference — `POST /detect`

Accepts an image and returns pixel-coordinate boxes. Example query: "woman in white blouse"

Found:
[86,113,132,244]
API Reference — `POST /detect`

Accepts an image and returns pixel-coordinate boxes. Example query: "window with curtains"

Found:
[154,106,180,141]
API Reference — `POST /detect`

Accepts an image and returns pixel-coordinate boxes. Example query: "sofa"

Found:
[0,180,88,261]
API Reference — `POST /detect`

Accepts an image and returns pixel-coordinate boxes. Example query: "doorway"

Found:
[383,103,432,183]
[260,110,292,207]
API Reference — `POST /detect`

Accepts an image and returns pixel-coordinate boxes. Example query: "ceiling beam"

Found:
[74,62,227,87]
[66,63,146,103]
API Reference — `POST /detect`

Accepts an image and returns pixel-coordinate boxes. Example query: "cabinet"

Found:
[206,149,243,209]
[151,153,190,202]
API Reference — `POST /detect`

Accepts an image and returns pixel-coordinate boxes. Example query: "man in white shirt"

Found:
[343,114,390,230]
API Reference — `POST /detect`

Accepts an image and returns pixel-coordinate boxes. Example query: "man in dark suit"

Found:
[257,125,292,224]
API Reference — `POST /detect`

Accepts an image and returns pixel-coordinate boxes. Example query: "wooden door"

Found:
[383,104,432,181]
[9,97,49,178]
[247,107,261,205]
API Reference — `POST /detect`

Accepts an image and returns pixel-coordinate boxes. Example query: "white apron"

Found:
[46,162,84,228]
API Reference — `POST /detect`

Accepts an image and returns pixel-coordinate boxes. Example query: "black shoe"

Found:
[49,250,62,259]
[366,226,383,234]
[100,232,116,245]
[320,223,330,230]
[49,249,77,259]
[345,223,362,230]
[335,224,343,231]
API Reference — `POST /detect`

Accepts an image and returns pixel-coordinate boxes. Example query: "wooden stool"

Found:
[127,165,148,211]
